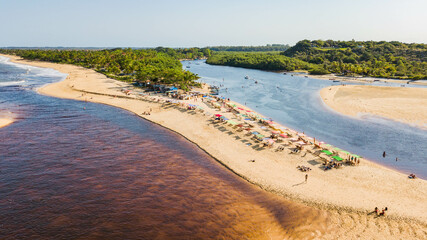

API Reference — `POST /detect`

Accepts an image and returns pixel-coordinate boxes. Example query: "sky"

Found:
[0,0,426,47]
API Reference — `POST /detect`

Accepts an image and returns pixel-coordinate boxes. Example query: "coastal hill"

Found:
[207,40,427,80]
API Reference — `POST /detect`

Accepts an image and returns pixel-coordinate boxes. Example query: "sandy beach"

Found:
[2,54,426,239]
[320,85,427,129]
[300,72,427,86]
[0,118,13,128]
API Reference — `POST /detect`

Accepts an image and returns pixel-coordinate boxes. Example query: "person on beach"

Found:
[305,174,308,183]
[383,151,386,158]
[374,207,379,215]
[396,157,398,161]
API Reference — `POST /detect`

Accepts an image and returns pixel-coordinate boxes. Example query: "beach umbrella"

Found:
[252,131,260,135]
[340,150,351,154]
[321,150,333,155]
[351,154,362,158]
[215,114,222,117]
[332,156,344,161]
[256,134,265,139]
[279,133,288,138]
[227,120,238,125]
[271,131,280,134]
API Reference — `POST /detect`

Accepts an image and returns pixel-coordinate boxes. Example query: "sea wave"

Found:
[0,55,67,79]
[0,80,26,86]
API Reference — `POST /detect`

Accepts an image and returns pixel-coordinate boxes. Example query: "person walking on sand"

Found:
[305,174,308,183]
[383,151,386,158]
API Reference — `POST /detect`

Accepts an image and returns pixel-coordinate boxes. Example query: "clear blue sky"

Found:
[1,0,426,47]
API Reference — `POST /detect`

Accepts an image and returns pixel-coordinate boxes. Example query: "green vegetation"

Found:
[285,40,427,79]
[206,40,427,80]
[0,48,211,90]
[206,52,313,71]
[208,44,290,52]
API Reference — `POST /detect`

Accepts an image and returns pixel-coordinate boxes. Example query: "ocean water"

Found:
[185,60,427,179]
[0,57,330,238]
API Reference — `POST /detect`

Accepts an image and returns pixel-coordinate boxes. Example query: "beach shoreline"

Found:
[285,71,427,86]
[2,54,426,238]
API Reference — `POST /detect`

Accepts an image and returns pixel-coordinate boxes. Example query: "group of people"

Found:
[374,207,388,216]
[323,161,342,171]
[297,165,311,172]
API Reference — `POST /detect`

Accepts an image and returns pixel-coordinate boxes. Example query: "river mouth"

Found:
[0,101,329,239]
[184,60,427,179]
[0,58,329,239]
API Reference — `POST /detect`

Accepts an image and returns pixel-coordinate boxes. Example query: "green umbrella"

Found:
[332,156,343,161]
[351,154,362,158]
[321,150,333,155]
[256,134,265,139]
[333,147,343,151]
[227,120,238,125]
[340,150,351,154]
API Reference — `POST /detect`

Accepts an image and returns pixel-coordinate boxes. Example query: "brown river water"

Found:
[0,83,329,239]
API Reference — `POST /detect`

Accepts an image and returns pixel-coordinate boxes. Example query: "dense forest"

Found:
[207,40,427,80]
[0,48,211,90]
[208,44,290,52]
[206,52,313,71]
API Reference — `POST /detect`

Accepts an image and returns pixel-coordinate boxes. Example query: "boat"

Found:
[245,76,249,79]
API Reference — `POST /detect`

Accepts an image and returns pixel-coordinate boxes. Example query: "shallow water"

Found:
[0,57,330,239]
[185,60,427,178]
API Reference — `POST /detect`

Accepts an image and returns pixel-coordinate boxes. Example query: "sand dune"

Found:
[2,54,426,239]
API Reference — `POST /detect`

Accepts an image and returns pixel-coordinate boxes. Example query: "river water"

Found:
[0,57,332,239]
[184,60,427,179]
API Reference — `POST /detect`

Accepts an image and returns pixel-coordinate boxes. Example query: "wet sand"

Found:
[320,85,427,129]
[300,73,427,86]
[2,54,426,239]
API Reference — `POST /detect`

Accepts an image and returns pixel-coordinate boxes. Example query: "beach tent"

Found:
[321,150,333,155]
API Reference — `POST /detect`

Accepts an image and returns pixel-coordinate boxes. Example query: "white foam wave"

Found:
[0,55,67,79]
[0,80,26,86]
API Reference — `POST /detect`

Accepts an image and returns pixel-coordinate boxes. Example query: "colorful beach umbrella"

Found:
[321,150,333,155]
[332,156,343,161]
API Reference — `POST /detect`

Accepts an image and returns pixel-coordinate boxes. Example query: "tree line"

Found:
[208,44,290,52]
[0,48,211,90]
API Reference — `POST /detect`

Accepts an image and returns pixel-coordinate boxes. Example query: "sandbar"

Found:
[320,85,427,129]
[0,118,13,128]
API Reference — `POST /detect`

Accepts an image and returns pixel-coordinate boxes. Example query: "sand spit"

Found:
[320,85,427,129]
[2,54,426,239]
[0,118,13,128]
